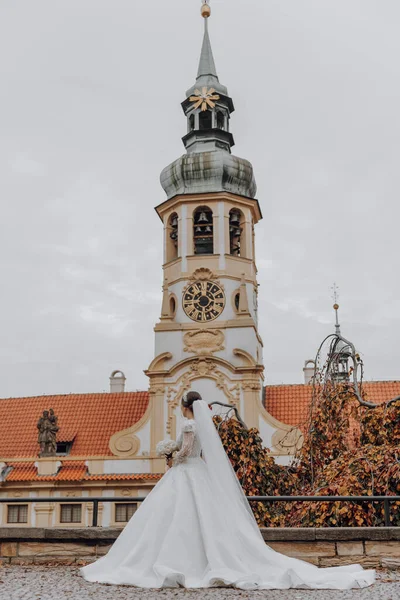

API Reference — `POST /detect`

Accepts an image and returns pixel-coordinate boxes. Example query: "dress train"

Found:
[81,454,375,590]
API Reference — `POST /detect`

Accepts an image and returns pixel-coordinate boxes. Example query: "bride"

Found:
[81,391,375,590]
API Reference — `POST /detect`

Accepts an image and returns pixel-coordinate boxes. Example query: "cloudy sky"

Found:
[0,0,398,398]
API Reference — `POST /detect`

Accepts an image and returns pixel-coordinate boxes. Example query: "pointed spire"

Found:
[186,1,228,98]
[332,283,342,336]
[334,303,341,336]
[197,19,218,80]
[330,283,350,361]
[330,295,351,383]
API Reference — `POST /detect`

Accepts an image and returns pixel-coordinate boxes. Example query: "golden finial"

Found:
[201,0,211,18]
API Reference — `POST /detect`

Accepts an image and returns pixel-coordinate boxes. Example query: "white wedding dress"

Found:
[81,401,375,590]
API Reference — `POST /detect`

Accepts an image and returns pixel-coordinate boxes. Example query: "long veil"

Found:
[192,400,262,539]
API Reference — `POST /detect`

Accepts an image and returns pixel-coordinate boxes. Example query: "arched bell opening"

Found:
[166,212,179,262]
[199,110,212,130]
[188,113,195,132]
[229,208,247,258]
[193,206,214,255]
[216,110,225,130]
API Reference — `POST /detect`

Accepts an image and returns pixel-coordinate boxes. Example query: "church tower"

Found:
[112,2,302,471]
[143,1,292,470]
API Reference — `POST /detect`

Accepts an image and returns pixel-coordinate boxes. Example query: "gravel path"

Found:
[1,566,399,600]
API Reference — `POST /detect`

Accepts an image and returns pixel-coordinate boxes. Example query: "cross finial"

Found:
[331,282,339,308]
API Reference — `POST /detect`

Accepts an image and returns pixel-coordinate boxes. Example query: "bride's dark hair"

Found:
[181,391,202,409]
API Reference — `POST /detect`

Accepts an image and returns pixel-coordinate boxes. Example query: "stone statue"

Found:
[37,408,59,456]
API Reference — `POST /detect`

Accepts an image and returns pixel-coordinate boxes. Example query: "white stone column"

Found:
[163,221,167,264]
[181,204,188,272]
[245,214,253,260]
[218,201,225,270]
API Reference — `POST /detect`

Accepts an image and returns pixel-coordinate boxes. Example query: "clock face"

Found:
[183,280,225,322]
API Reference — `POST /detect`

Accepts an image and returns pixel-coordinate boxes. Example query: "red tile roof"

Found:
[5,460,87,482]
[5,462,37,482]
[86,473,162,482]
[264,381,400,428]
[264,384,313,427]
[55,461,87,481]
[1,382,397,464]
[3,461,162,483]
[0,392,149,458]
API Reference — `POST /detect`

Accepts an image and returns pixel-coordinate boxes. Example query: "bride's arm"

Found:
[172,427,195,466]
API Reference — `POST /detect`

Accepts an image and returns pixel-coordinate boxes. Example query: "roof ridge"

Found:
[362,380,400,384]
[265,380,400,389]
[265,383,308,389]
[0,391,149,402]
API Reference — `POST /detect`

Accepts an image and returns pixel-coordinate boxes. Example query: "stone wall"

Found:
[262,527,400,569]
[0,528,118,566]
[0,527,399,568]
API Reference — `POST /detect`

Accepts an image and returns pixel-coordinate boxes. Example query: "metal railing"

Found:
[246,496,400,528]
[1,496,399,527]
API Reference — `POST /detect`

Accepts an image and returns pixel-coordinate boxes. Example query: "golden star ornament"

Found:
[189,87,220,111]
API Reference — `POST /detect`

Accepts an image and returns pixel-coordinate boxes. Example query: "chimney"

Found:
[110,370,126,393]
[303,360,316,385]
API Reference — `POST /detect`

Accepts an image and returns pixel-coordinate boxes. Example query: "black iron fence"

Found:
[1,496,399,528]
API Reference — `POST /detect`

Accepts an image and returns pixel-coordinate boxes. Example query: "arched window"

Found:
[189,113,195,132]
[229,209,245,257]
[166,212,178,262]
[234,292,240,312]
[199,110,212,130]
[193,206,213,255]
[169,295,177,318]
[216,111,225,130]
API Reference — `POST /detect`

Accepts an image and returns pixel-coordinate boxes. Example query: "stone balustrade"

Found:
[0,527,398,568]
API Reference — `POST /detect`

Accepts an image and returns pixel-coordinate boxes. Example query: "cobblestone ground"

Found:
[1,567,399,600]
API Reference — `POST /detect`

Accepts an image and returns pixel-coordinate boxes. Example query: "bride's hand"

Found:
[166,457,173,468]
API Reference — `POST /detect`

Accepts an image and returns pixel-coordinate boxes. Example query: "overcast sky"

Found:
[0,0,399,398]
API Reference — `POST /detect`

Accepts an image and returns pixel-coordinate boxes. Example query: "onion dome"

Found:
[161,151,256,199]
